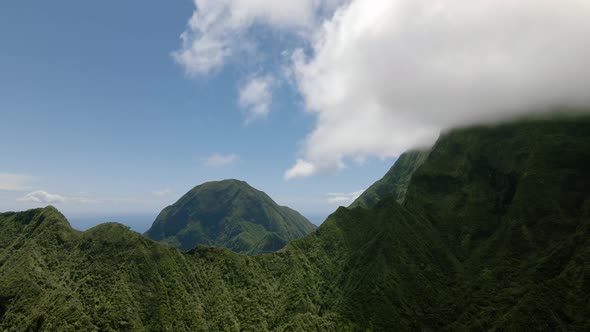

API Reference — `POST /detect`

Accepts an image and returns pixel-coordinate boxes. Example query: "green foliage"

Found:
[350,149,430,209]
[0,114,589,331]
[144,179,316,254]
[403,114,590,330]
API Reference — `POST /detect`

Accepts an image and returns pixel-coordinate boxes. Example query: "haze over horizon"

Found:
[2,0,589,230]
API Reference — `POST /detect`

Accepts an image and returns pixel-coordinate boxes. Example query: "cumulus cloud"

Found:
[326,189,365,205]
[173,0,346,123]
[172,0,343,75]
[174,1,590,179]
[0,173,35,191]
[239,75,275,123]
[203,153,239,167]
[20,190,65,204]
[284,159,317,180]
[286,0,590,178]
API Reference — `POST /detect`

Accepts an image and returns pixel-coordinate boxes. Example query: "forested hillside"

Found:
[1,115,588,331]
[145,179,316,254]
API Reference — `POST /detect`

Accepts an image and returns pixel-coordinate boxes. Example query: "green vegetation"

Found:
[0,203,447,331]
[0,115,589,331]
[350,148,430,208]
[144,179,316,254]
[403,115,590,330]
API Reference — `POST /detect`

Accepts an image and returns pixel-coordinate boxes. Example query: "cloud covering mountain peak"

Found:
[174,0,590,179]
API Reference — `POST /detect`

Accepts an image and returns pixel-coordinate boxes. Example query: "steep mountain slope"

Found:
[350,149,430,209]
[0,201,452,331]
[403,115,590,330]
[145,179,316,254]
[0,114,588,331]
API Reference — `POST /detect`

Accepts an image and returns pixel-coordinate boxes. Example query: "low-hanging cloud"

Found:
[286,0,590,178]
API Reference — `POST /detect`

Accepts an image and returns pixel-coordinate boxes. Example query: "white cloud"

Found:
[326,189,365,205]
[172,0,341,75]
[173,1,346,123]
[0,173,35,191]
[152,188,173,197]
[286,0,590,178]
[175,1,590,179]
[239,75,275,123]
[173,31,231,76]
[20,191,65,204]
[284,159,317,180]
[17,190,100,205]
[203,153,239,167]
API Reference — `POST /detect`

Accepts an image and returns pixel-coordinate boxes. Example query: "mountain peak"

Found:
[145,179,316,254]
[202,178,249,186]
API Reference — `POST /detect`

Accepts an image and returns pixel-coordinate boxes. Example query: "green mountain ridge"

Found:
[144,179,316,254]
[0,114,589,330]
[350,148,430,209]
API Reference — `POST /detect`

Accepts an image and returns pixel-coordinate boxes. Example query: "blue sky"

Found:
[0,1,395,230]
[2,1,588,231]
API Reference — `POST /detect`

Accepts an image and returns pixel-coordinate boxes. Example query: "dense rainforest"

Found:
[0,115,588,331]
[145,179,316,254]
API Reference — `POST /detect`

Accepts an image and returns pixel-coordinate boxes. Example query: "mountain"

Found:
[0,114,588,331]
[144,179,316,254]
[0,202,451,331]
[350,148,430,209]
[402,115,590,330]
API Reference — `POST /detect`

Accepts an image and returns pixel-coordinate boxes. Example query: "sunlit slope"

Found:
[145,179,316,254]
[350,149,430,209]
